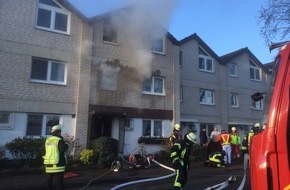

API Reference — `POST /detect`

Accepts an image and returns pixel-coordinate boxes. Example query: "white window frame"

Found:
[249,61,261,81]
[231,93,239,107]
[198,48,214,73]
[31,57,67,85]
[229,63,237,77]
[200,89,215,105]
[152,37,165,54]
[26,114,61,136]
[251,100,262,110]
[0,112,14,129]
[142,76,165,96]
[36,0,71,35]
[142,119,162,137]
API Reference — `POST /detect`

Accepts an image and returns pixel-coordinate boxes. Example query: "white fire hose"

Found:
[110,159,175,190]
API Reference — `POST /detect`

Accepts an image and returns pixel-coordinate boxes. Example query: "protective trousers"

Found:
[173,163,186,190]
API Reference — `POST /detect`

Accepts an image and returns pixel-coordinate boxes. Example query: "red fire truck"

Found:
[250,41,290,190]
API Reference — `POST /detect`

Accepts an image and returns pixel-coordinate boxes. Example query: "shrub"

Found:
[79,149,93,165]
[90,137,118,168]
[63,134,82,163]
[5,137,45,167]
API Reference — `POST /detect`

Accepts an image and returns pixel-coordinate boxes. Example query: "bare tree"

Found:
[258,0,290,44]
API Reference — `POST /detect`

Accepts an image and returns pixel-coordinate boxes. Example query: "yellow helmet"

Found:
[174,124,181,131]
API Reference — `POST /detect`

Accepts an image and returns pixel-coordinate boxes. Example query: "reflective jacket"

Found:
[43,136,68,173]
[241,131,254,152]
[230,133,240,145]
[220,134,231,146]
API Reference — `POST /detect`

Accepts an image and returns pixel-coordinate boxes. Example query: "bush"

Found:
[79,149,93,165]
[90,137,118,168]
[5,137,45,167]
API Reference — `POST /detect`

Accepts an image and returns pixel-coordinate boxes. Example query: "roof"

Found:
[56,0,90,21]
[221,47,270,73]
[179,33,222,63]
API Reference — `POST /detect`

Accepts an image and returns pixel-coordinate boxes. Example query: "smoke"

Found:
[110,0,179,79]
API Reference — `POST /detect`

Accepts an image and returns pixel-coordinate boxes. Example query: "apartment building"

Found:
[0,0,269,157]
[0,0,180,155]
[179,34,269,141]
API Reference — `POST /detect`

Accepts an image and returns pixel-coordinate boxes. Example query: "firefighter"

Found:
[216,130,232,166]
[241,123,260,169]
[208,151,226,168]
[230,127,241,161]
[43,125,69,190]
[170,132,197,190]
[169,124,183,146]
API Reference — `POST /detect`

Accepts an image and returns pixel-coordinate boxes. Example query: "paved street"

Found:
[0,160,250,190]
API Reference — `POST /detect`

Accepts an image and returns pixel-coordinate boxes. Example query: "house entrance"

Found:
[90,115,112,139]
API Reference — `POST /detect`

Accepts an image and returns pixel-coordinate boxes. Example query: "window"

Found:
[152,37,165,54]
[26,114,60,136]
[31,57,66,85]
[36,0,70,34]
[100,63,120,91]
[199,47,214,72]
[249,60,261,81]
[142,120,162,137]
[0,111,13,129]
[103,18,117,43]
[124,118,134,131]
[200,89,215,105]
[251,100,262,110]
[179,51,183,67]
[229,63,237,77]
[231,93,239,107]
[142,76,165,95]
[180,85,183,102]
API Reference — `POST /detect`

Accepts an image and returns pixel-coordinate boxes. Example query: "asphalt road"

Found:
[81,161,251,190]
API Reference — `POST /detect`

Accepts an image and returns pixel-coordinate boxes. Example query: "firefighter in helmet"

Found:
[208,151,226,168]
[169,124,183,146]
[230,127,241,160]
[170,132,197,190]
[43,124,69,190]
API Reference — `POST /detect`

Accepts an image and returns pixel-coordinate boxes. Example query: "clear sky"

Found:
[68,0,277,64]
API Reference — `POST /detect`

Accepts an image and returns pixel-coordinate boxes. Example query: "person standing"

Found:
[169,124,183,146]
[170,132,197,190]
[43,125,69,190]
[199,128,208,161]
[208,126,222,154]
[217,130,232,166]
[230,127,241,161]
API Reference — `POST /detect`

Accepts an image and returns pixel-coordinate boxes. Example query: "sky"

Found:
[68,0,277,64]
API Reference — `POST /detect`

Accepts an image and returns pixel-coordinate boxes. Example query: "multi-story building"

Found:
[179,33,269,141]
[0,0,270,157]
[0,0,180,155]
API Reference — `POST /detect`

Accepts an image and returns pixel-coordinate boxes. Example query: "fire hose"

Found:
[110,159,175,190]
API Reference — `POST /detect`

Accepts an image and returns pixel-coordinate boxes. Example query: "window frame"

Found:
[26,114,61,136]
[198,47,214,73]
[199,89,215,105]
[152,37,165,54]
[142,76,165,96]
[251,100,263,110]
[180,85,183,102]
[30,57,67,85]
[0,112,13,129]
[249,60,261,81]
[229,63,237,77]
[36,0,71,35]
[142,119,162,137]
[230,93,239,107]
[102,18,118,44]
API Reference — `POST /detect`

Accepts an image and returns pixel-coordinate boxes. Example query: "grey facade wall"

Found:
[0,0,93,147]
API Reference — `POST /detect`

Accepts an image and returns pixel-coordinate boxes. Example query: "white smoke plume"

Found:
[111,0,179,79]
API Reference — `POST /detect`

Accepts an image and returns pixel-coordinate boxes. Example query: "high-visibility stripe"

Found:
[221,134,230,145]
[174,169,182,188]
[46,165,65,173]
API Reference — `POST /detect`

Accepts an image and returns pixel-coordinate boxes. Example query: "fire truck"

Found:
[250,41,290,190]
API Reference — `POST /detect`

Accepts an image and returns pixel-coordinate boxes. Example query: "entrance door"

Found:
[90,115,112,139]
